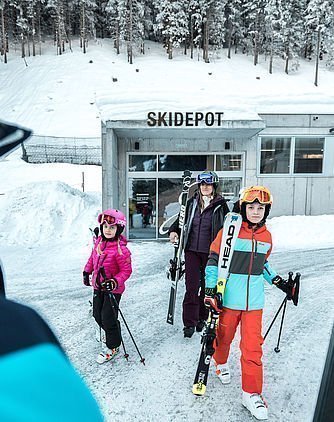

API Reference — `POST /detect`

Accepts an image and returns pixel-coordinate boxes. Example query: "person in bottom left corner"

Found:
[83,208,132,364]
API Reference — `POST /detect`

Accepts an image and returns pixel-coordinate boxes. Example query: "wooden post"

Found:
[82,172,85,192]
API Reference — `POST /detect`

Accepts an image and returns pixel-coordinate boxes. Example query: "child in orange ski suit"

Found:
[204,186,289,420]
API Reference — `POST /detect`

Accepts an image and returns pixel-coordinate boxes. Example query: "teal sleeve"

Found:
[263,261,278,285]
[205,265,218,289]
[0,344,104,422]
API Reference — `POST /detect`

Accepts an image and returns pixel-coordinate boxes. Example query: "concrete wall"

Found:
[102,126,119,211]
[102,114,334,219]
[257,114,334,216]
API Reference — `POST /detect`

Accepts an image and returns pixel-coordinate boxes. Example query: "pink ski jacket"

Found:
[84,235,132,294]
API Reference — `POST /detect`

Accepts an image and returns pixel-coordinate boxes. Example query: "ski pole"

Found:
[110,296,145,365]
[107,290,129,361]
[263,295,287,341]
[274,297,288,353]
[100,267,145,365]
[264,272,301,351]
[97,267,128,359]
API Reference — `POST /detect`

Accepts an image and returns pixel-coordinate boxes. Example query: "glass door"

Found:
[128,178,156,240]
[127,152,245,240]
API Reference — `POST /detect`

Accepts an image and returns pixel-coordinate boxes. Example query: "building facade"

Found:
[101,113,334,240]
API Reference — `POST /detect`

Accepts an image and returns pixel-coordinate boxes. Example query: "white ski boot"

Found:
[214,361,231,384]
[242,391,268,420]
[96,347,119,364]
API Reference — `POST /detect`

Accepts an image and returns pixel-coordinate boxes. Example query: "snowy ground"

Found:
[1,36,334,421]
[1,155,334,422]
[1,39,334,138]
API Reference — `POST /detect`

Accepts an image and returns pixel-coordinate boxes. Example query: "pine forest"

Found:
[1,0,334,77]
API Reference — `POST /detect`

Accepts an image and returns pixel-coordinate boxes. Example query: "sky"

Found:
[1,39,334,422]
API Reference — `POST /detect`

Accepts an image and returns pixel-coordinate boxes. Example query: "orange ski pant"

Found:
[213,307,263,394]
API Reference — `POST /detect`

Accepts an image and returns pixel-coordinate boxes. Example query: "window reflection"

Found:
[216,155,242,171]
[158,178,182,239]
[294,138,324,173]
[128,178,156,239]
[158,155,213,171]
[129,155,157,172]
[260,137,291,174]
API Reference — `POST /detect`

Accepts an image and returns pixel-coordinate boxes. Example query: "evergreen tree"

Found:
[305,0,334,82]
[155,0,188,59]
[188,0,202,59]
[242,0,266,65]
[208,0,226,52]
[46,0,68,55]
[0,0,8,63]
[95,0,108,38]
[225,0,243,58]
[77,0,97,53]
[280,0,305,74]
[264,0,282,73]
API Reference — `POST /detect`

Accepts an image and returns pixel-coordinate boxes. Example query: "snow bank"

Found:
[1,176,334,251]
[268,214,334,252]
[0,181,99,245]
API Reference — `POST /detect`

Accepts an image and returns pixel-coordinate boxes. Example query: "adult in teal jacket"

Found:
[0,121,103,421]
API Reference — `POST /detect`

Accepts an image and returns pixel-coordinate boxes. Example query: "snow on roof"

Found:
[96,90,264,123]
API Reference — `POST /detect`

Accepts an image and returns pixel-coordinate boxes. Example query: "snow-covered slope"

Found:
[0,157,334,421]
[1,40,334,137]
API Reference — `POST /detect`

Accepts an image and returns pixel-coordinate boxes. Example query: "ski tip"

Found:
[192,383,206,396]
[166,315,174,325]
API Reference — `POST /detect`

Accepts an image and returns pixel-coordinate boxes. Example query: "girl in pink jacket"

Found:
[83,209,132,364]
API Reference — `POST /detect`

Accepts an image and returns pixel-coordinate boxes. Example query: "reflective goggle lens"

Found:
[197,173,214,184]
[102,215,116,224]
[242,189,271,204]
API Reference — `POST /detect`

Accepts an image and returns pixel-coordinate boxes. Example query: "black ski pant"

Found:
[93,290,122,350]
[183,250,209,327]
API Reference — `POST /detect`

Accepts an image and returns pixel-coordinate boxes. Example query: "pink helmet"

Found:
[97,209,126,227]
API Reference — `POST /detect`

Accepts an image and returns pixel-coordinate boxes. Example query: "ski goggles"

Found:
[100,214,116,225]
[240,187,272,205]
[197,173,215,184]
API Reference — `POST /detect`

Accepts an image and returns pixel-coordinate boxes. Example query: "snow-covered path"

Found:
[2,240,333,422]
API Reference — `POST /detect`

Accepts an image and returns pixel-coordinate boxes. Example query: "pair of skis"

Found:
[192,212,242,396]
[166,170,192,325]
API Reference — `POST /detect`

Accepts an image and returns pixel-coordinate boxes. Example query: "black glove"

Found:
[272,275,291,298]
[204,287,223,312]
[100,278,118,292]
[205,287,216,299]
[83,271,90,286]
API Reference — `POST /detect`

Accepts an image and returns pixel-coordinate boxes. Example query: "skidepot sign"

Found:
[147,111,224,127]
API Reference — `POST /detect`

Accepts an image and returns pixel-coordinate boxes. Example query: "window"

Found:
[259,136,325,175]
[158,154,213,171]
[129,155,156,172]
[216,154,242,171]
[128,178,156,239]
[260,137,291,174]
[294,138,324,173]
